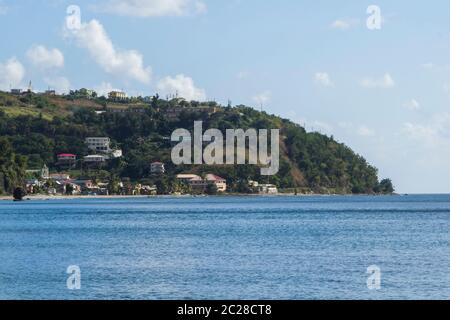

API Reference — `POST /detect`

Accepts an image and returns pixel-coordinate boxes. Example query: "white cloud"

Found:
[338,122,376,138]
[237,71,249,79]
[361,73,395,89]
[0,57,25,90]
[443,83,450,96]
[44,76,71,94]
[194,1,207,14]
[403,99,420,111]
[357,125,376,137]
[27,45,64,70]
[252,91,271,107]
[314,72,334,87]
[94,82,122,97]
[403,113,450,148]
[157,74,206,101]
[331,19,359,30]
[65,19,151,84]
[0,0,7,15]
[421,62,434,69]
[305,120,333,134]
[96,0,206,17]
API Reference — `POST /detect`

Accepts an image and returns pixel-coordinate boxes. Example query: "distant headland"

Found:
[0,88,394,198]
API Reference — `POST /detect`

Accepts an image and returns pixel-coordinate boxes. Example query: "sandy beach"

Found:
[0,193,374,201]
[0,195,152,201]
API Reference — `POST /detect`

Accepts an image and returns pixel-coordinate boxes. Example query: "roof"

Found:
[151,162,164,165]
[84,155,105,158]
[85,137,110,140]
[176,174,201,180]
[58,153,76,157]
[205,174,226,182]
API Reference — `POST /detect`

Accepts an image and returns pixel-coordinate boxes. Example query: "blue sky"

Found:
[1,0,450,193]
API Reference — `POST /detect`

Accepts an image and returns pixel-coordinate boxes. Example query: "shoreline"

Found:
[0,195,151,201]
[0,193,403,201]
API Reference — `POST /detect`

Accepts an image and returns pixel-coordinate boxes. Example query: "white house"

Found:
[205,174,227,192]
[258,184,278,194]
[85,137,122,159]
[176,173,227,192]
[84,155,106,163]
[85,137,111,153]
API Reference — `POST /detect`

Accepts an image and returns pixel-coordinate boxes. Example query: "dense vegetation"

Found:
[0,91,394,195]
[0,137,27,194]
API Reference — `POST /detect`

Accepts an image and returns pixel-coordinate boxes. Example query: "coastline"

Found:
[0,193,400,201]
[0,195,151,201]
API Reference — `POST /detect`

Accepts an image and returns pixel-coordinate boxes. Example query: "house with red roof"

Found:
[57,154,76,167]
[205,174,227,192]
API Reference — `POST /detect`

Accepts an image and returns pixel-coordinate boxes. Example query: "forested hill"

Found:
[0,91,394,195]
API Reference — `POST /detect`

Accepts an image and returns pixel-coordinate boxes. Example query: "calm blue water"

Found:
[0,195,450,300]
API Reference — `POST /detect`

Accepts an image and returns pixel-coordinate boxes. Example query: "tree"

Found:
[13,187,26,201]
[205,183,218,195]
[0,93,394,195]
[65,184,74,195]
[0,137,26,194]
[107,175,121,195]
[378,179,394,194]
[155,178,170,195]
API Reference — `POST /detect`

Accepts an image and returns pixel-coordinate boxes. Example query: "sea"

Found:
[0,195,449,300]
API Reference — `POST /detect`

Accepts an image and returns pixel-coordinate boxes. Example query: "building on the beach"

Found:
[25,179,43,194]
[135,184,157,195]
[258,184,278,194]
[248,180,259,188]
[72,180,95,189]
[189,175,207,192]
[176,173,227,193]
[204,174,227,192]
[59,182,82,195]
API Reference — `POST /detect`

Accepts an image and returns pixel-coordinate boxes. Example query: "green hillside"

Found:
[0,91,394,195]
